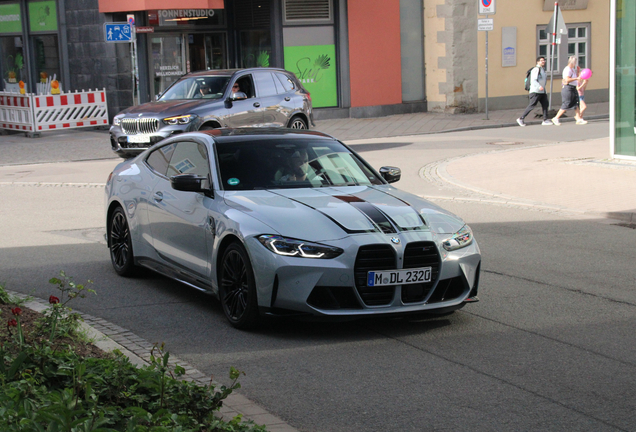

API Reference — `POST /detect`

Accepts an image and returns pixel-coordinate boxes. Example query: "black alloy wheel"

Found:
[289,116,307,129]
[219,243,259,329]
[109,207,137,276]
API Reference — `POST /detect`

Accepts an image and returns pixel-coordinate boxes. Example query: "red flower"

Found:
[49,295,60,304]
[11,307,22,316]
[7,319,17,327]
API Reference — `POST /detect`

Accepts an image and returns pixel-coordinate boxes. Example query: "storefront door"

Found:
[149,32,228,98]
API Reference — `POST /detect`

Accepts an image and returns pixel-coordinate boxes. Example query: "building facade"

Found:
[475,0,610,112]
[0,0,611,123]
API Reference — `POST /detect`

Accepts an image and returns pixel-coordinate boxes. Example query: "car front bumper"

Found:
[245,231,481,318]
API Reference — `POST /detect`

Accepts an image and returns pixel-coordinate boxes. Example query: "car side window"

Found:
[146,144,176,176]
[234,75,255,98]
[275,73,295,92]
[254,72,278,97]
[166,142,211,179]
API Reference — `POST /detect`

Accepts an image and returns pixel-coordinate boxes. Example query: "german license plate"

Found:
[367,267,431,287]
[128,135,151,144]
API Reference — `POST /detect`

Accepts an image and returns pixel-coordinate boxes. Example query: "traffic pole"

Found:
[549,1,558,111]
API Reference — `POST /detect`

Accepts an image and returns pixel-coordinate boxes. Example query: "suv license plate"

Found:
[367,267,431,287]
[128,135,151,144]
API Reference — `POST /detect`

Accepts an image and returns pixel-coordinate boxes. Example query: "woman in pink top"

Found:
[577,68,589,120]
[551,56,587,125]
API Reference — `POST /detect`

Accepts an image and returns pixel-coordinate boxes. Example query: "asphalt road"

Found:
[2,121,635,431]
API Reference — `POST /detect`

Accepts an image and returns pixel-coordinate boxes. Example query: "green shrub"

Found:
[0,273,266,432]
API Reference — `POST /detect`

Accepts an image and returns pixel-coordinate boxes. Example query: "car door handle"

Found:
[153,191,163,202]
[284,97,290,101]
[253,102,260,107]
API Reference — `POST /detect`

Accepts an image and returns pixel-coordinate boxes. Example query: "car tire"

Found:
[109,207,138,277]
[288,116,307,130]
[219,242,259,329]
[199,123,219,131]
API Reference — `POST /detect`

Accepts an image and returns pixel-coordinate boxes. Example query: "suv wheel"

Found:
[289,116,307,129]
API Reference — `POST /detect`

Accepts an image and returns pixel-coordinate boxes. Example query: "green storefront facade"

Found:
[612,0,636,159]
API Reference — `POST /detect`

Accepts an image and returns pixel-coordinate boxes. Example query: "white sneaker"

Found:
[576,119,588,125]
[516,118,526,127]
[551,118,561,126]
[542,120,552,126]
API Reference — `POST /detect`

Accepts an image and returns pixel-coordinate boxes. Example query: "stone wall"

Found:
[427,0,478,113]
[65,0,132,120]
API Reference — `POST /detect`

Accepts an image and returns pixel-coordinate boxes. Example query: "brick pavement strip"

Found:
[7,289,299,432]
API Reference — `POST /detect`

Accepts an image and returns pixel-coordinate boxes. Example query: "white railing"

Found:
[0,88,109,134]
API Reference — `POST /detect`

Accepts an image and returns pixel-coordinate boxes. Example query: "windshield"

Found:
[159,76,231,100]
[216,139,384,191]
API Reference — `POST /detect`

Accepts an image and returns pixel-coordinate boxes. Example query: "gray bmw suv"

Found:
[110,68,314,158]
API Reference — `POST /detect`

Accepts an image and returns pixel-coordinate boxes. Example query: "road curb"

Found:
[8,289,299,432]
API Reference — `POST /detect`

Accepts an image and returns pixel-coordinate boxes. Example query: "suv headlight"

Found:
[162,114,197,125]
[257,235,343,259]
[442,225,473,251]
[113,115,124,126]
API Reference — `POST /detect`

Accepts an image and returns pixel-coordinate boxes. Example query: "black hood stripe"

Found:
[268,191,375,235]
[334,195,397,234]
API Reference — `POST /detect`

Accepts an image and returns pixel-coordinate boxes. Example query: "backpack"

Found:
[524,67,536,91]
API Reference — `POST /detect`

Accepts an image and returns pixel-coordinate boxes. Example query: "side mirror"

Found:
[224,97,233,109]
[171,174,213,197]
[379,166,401,183]
[231,91,247,101]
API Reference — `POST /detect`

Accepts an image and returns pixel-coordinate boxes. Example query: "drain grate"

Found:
[486,141,524,145]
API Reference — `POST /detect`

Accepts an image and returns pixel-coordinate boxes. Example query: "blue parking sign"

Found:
[104,22,133,43]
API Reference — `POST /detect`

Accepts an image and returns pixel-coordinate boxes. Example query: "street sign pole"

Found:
[485,28,489,120]
[478,0,495,120]
[549,2,558,111]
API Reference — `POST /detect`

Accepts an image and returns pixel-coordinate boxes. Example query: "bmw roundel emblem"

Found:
[390,237,400,244]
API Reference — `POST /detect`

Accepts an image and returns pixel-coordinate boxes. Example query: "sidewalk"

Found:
[315,101,609,141]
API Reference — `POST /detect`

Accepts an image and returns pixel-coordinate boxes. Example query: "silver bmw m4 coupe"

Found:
[105,129,481,329]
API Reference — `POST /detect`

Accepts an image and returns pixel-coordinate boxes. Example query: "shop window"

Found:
[284,0,332,24]
[240,30,271,68]
[32,35,60,87]
[0,36,26,91]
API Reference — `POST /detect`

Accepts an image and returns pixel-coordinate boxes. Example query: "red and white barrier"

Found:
[0,88,108,134]
[0,93,34,132]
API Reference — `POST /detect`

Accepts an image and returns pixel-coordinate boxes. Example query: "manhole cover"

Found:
[486,141,524,145]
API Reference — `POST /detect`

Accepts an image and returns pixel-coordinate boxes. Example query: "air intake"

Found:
[284,0,332,22]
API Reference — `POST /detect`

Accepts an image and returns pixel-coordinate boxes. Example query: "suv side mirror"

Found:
[171,174,213,197]
[231,91,247,101]
[379,166,401,183]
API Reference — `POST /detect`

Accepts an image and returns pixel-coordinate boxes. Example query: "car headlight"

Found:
[113,115,124,126]
[442,225,473,251]
[257,235,344,259]
[162,114,197,125]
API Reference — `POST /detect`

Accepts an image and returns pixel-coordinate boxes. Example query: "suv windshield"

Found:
[216,139,384,191]
[160,76,231,100]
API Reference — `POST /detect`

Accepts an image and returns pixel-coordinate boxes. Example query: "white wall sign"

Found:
[478,18,494,31]
[479,0,496,15]
[502,27,517,67]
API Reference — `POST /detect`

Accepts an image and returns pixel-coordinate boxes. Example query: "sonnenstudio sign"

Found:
[158,9,216,18]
